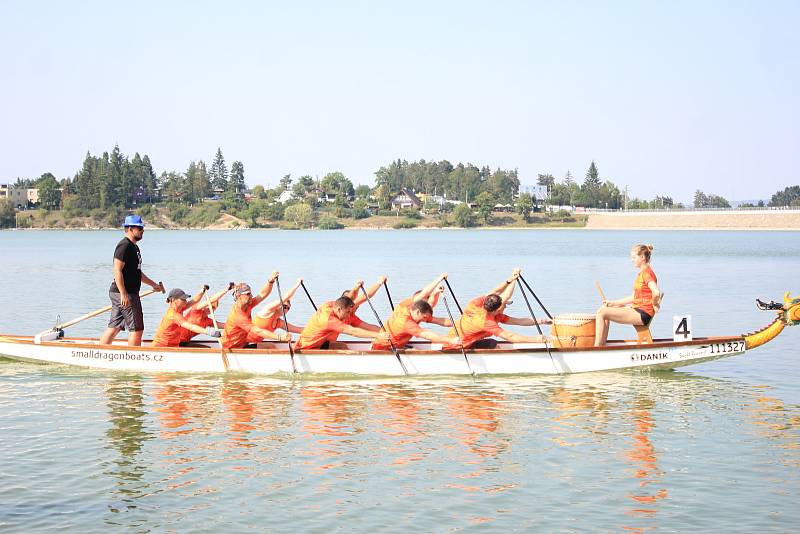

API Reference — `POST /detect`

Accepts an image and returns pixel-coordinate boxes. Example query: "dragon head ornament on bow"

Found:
[745,292,800,349]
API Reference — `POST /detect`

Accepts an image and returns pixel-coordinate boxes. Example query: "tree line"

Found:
[2,144,799,230]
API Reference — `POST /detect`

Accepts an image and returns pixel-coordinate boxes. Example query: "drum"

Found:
[550,313,597,348]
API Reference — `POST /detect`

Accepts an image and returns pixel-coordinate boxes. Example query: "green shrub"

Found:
[400,208,421,219]
[184,204,221,227]
[453,204,475,228]
[393,219,419,229]
[167,203,190,224]
[137,204,153,219]
[265,202,284,221]
[318,215,344,229]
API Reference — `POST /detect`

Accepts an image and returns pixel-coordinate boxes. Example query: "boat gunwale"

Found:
[0,333,745,356]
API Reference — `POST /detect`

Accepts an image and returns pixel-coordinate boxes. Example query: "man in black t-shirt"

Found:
[99,215,164,346]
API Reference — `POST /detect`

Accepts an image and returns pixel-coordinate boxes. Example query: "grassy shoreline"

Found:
[7,206,800,231]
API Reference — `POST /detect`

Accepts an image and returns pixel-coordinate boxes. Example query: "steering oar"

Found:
[38,284,164,341]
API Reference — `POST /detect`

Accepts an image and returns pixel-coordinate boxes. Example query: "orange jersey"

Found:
[179,306,214,343]
[295,301,364,351]
[222,302,258,349]
[632,265,658,316]
[372,297,423,350]
[443,296,509,349]
[247,309,283,343]
[152,308,188,348]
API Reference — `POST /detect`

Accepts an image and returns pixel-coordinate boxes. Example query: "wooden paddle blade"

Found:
[594,281,606,303]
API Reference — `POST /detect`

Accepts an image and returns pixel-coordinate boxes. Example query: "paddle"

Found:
[517,279,559,373]
[383,280,395,311]
[441,293,474,376]
[359,284,408,376]
[444,279,463,314]
[275,277,298,374]
[205,292,229,371]
[47,285,163,334]
[595,281,607,304]
[518,274,553,320]
[300,281,317,311]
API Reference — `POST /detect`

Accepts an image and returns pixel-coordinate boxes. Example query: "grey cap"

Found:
[167,288,191,302]
[233,283,252,298]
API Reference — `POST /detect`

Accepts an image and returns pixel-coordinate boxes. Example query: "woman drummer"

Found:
[594,244,662,346]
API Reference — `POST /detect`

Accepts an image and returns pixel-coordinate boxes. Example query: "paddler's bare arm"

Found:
[427,315,452,327]
[417,329,460,345]
[188,285,209,307]
[352,275,386,306]
[604,293,635,307]
[252,271,279,307]
[497,269,521,303]
[490,268,521,300]
[342,325,390,341]
[257,278,304,317]
[277,319,304,334]
[188,283,232,312]
[178,319,216,336]
[427,285,445,308]
[250,324,291,342]
[416,273,448,301]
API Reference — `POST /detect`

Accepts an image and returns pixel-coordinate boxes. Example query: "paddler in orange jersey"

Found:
[246,277,306,344]
[222,273,292,349]
[179,282,235,345]
[443,268,552,350]
[372,273,460,350]
[151,288,223,348]
[294,295,390,351]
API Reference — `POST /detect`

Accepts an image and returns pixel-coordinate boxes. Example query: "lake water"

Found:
[1,229,798,532]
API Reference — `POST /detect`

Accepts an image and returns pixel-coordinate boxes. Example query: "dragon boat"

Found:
[0,293,797,376]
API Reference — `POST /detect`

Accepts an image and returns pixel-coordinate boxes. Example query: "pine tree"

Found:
[582,161,601,208]
[209,148,228,192]
[142,155,157,202]
[228,161,246,196]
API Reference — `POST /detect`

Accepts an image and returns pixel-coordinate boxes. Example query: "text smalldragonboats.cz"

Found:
[71,349,164,362]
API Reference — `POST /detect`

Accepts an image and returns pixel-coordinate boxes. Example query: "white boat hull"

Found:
[0,335,748,376]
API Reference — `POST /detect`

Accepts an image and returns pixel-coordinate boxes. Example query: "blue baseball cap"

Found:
[123,215,145,228]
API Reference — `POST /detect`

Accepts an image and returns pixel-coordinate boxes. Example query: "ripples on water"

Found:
[1,230,798,531]
[1,365,798,532]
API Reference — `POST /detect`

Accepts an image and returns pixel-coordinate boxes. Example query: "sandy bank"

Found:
[586,210,800,230]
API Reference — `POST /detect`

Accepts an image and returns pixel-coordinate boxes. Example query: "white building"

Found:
[0,184,39,208]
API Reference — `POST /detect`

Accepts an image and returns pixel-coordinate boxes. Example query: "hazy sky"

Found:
[1,1,797,202]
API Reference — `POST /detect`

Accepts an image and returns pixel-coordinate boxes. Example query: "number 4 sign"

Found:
[673,315,693,341]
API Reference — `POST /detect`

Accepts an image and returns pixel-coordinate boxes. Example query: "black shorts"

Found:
[634,308,653,327]
[472,338,498,349]
[108,291,145,332]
